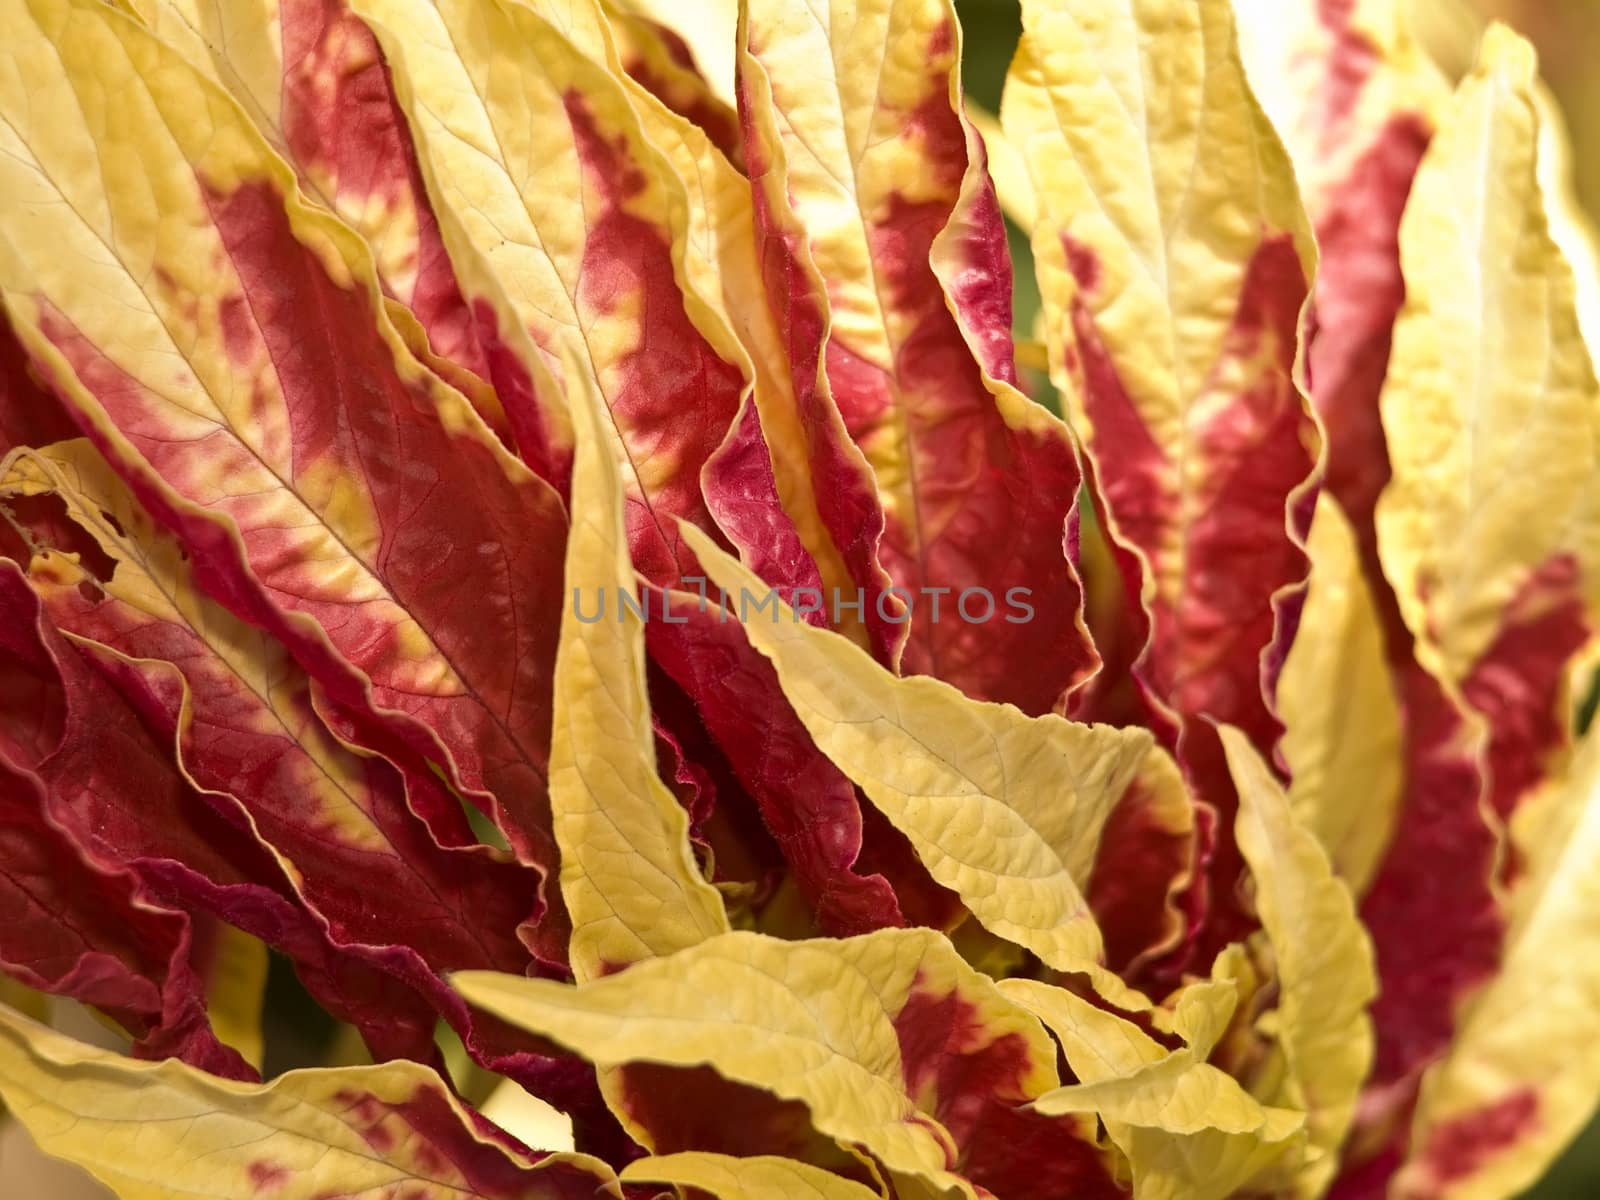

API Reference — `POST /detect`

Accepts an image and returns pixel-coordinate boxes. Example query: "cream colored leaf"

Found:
[551,359,727,981]
[1004,971,1303,1200]
[678,521,1153,969]
[1376,25,1600,695]
[621,1152,883,1200]
[1222,725,1377,1198]
[0,1002,620,1199]
[455,928,1065,1200]
[1277,496,1404,895]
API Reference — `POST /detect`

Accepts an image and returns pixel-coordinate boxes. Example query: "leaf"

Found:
[125,0,495,394]
[1377,24,1600,821]
[615,0,735,105]
[616,25,882,651]
[1234,0,1443,578]
[1085,743,1196,973]
[1394,721,1600,1200]
[1276,496,1404,895]
[1,442,546,991]
[0,1002,622,1199]
[604,4,742,165]
[0,0,572,893]
[1221,726,1377,1198]
[0,691,247,1077]
[1004,975,1303,1200]
[1346,657,1498,1168]
[193,919,269,1074]
[0,487,612,1128]
[552,355,728,980]
[355,0,751,578]
[644,593,908,937]
[621,1152,882,1200]
[1001,0,1322,971]
[679,521,1152,970]
[456,928,1118,1200]
[0,548,445,1068]
[1002,0,1319,745]
[739,0,1097,713]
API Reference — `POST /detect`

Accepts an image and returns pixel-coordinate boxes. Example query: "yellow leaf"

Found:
[678,521,1153,969]
[1221,726,1377,1198]
[1004,972,1303,1200]
[1376,25,1600,699]
[455,928,1063,1200]
[1277,496,1404,895]
[1393,722,1600,1199]
[621,1152,883,1200]
[552,356,727,980]
[0,1002,619,1199]
[198,922,268,1075]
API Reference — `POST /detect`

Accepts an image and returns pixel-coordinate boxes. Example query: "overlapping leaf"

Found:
[550,356,727,980]
[125,0,495,395]
[1377,24,1600,821]
[1,442,543,986]
[1222,726,1377,1198]
[1002,0,1322,971]
[356,0,758,581]
[1394,722,1600,1200]
[739,0,1096,713]
[1276,496,1404,895]
[1235,0,1444,575]
[457,928,1123,1200]
[1002,0,1319,744]
[682,521,1151,970]
[0,0,572,906]
[1004,974,1304,1200]
[0,1002,621,1199]
[0,711,247,1077]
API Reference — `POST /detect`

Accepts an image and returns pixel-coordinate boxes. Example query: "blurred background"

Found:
[4,1,1598,1197]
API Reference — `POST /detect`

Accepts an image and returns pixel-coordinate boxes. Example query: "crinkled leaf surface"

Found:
[740,0,1097,714]
[550,357,727,980]
[1222,726,1377,1198]
[0,1001,620,1199]
[681,521,1151,970]
[0,0,573,892]
[1377,24,1600,818]
[1004,975,1303,1200]
[455,928,1115,1200]
[1002,0,1319,745]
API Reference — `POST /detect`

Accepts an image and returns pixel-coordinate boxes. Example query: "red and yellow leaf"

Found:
[356,0,751,578]
[457,928,1123,1200]
[683,521,1151,971]
[739,0,1097,712]
[0,1002,622,1200]
[127,0,496,396]
[0,0,573,903]
[1003,0,1322,968]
